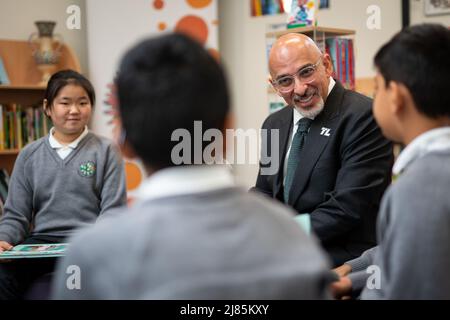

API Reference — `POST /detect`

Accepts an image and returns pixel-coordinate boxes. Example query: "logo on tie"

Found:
[320,127,331,137]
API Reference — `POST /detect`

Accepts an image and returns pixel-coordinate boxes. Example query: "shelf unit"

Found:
[0,39,81,174]
[266,26,355,39]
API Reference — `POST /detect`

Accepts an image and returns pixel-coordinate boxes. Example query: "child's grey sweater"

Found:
[346,151,450,299]
[0,132,127,245]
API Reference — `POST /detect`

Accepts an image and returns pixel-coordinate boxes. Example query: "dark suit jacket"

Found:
[254,81,394,267]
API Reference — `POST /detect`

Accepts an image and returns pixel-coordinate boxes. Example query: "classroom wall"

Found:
[0,0,89,74]
[219,0,403,188]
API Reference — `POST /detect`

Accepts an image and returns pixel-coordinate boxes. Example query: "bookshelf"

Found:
[0,39,81,174]
[266,26,355,39]
[266,26,356,113]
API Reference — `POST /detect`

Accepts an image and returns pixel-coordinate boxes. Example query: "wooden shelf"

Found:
[0,150,20,173]
[0,149,19,155]
[0,85,45,106]
[0,39,81,86]
[355,77,375,98]
[266,26,356,38]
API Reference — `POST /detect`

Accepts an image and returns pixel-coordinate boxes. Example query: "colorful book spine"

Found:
[16,109,23,149]
[348,39,355,90]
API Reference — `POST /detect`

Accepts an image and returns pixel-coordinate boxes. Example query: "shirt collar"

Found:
[393,127,450,175]
[49,126,89,149]
[134,165,236,202]
[293,77,336,126]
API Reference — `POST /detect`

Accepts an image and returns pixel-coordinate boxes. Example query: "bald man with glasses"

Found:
[253,33,394,267]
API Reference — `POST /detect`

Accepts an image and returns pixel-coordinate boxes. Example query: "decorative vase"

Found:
[29,21,64,85]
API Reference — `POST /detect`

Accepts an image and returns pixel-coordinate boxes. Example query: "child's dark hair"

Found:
[374,24,450,118]
[44,69,96,108]
[116,33,230,169]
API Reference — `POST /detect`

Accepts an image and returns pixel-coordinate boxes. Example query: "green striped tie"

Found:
[284,118,313,203]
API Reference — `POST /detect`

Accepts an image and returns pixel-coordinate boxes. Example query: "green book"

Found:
[0,243,68,259]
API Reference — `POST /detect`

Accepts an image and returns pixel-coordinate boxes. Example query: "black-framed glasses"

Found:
[271,57,322,93]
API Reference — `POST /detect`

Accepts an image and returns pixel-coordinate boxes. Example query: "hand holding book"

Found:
[0,240,13,253]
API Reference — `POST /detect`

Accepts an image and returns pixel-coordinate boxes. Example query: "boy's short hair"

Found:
[374,24,450,118]
[116,33,230,169]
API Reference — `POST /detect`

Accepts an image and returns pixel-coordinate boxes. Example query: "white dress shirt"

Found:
[134,165,235,202]
[48,126,89,160]
[283,77,336,183]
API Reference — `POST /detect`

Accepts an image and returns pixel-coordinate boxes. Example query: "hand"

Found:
[333,263,352,277]
[0,241,13,253]
[330,276,353,300]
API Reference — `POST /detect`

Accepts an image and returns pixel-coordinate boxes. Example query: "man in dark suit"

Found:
[254,33,393,267]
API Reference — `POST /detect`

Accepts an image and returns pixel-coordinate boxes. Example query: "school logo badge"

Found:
[79,161,96,178]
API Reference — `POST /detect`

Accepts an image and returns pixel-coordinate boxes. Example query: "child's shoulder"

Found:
[84,132,116,148]
[17,136,48,162]
[82,132,121,158]
[389,151,450,208]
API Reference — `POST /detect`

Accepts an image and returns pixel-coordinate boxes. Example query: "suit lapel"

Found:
[273,108,293,199]
[288,81,345,207]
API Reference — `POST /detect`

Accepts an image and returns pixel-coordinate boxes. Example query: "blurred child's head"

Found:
[116,33,230,171]
[373,24,450,144]
[43,70,95,141]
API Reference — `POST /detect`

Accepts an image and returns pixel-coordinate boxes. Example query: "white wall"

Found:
[86,0,218,138]
[0,0,88,73]
[219,0,403,188]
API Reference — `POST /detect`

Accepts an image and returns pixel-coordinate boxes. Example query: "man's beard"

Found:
[292,88,325,119]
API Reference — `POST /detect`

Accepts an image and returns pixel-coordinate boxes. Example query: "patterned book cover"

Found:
[0,243,68,259]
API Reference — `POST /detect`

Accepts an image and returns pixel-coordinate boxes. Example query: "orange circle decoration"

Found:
[153,0,164,10]
[186,0,212,9]
[208,48,220,62]
[158,22,167,31]
[174,15,208,45]
[125,162,143,191]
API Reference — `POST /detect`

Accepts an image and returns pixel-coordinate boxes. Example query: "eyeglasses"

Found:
[271,57,322,93]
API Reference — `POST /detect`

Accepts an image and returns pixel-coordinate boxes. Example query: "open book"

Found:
[0,243,68,259]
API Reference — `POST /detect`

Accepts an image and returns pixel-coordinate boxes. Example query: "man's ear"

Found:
[388,81,406,115]
[322,53,334,77]
[268,76,282,97]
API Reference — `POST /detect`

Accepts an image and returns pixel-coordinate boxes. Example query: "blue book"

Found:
[0,57,10,85]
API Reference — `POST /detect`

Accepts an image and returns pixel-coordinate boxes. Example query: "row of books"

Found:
[0,104,52,150]
[251,0,286,17]
[325,38,355,90]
